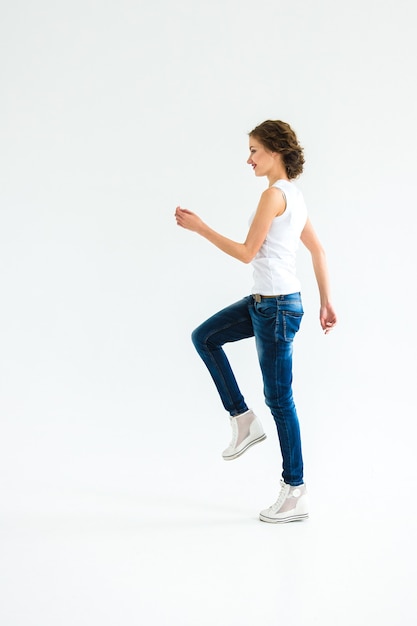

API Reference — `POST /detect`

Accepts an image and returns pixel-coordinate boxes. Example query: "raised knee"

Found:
[191,326,203,348]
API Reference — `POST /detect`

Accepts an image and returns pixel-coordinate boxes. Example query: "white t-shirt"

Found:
[250,179,308,295]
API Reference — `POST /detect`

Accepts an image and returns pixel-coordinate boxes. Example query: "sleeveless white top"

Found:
[250,179,308,295]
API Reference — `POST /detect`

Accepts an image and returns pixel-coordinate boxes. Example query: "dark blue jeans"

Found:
[191,294,304,486]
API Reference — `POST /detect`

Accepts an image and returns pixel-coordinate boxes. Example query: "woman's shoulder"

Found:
[272,179,298,192]
[271,180,307,223]
[272,179,304,202]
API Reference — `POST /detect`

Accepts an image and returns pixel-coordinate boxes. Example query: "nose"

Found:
[247,155,253,164]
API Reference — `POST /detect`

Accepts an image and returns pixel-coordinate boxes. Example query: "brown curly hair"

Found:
[249,120,305,179]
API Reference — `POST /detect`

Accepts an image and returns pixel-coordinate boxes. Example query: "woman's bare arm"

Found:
[175,187,285,264]
[300,218,337,333]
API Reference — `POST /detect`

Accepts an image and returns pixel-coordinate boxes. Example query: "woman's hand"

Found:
[175,206,204,233]
[320,303,337,334]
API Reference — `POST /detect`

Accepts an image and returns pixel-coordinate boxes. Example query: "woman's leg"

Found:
[192,296,266,460]
[249,294,304,486]
[191,296,254,416]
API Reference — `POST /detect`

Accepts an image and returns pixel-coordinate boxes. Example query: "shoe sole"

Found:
[222,433,267,461]
[259,513,309,523]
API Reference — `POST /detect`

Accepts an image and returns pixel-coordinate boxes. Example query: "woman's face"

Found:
[247,136,276,177]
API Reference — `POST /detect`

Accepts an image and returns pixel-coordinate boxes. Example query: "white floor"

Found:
[1,405,416,626]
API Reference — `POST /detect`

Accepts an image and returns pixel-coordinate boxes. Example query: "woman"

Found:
[175,120,337,523]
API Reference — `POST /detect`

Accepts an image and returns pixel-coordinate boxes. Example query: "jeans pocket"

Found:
[254,299,277,318]
[282,310,303,342]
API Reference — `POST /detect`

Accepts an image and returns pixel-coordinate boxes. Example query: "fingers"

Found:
[175,206,193,229]
[321,319,336,334]
[320,305,337,334]
[175,211,185,227]
[175,206,184,226]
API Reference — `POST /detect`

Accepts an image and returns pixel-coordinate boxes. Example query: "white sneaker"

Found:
[222,409,266,461]
[259,480,309,523]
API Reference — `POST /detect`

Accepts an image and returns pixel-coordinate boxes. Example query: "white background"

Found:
[1,1,416,624]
